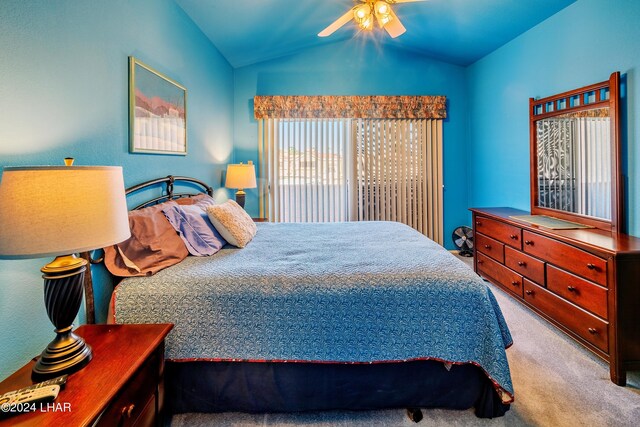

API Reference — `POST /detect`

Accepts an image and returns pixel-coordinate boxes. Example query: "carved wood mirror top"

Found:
[529,72,622,233]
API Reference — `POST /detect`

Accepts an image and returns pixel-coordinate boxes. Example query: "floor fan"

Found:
[452,226,474,257]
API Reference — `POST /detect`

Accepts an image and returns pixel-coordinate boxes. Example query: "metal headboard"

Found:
[84,175,213,324]
[125,175,213,210]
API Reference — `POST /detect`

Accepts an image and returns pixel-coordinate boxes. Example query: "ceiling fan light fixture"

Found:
[373,1,393,28]
[354,4,374,30]
[319,0,425,38]
[359,16,374,30]
[379,14,392,26]
[375,1,390,15]
[354,4,371,20]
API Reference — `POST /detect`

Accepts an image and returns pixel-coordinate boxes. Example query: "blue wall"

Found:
[0,0,234,380]
[234,40,470,243]
[4,0,639,383]
[467,0,640,236]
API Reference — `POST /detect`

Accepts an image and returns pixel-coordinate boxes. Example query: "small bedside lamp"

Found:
[0,165,130,380]
[225,161,257,209]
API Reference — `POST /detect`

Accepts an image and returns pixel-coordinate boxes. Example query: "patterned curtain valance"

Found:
[254,95,447,119]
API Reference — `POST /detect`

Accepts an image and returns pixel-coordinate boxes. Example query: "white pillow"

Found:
[206,200,257,248]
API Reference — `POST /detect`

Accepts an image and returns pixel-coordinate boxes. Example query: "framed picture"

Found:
[129,56,187,155]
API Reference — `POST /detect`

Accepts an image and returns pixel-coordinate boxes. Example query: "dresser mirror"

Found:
[529,72,622,232]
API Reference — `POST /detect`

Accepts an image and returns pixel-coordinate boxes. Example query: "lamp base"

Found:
[32,255,93,381]
[32,327,92,381]
[235,189,246,209]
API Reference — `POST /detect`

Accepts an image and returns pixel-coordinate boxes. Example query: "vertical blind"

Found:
[354,119,443,242]
[575,117,611,219]
[259,118,350,223]
[259,117,444,244]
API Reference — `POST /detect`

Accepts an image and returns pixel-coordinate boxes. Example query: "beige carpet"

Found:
[172,253,640,427]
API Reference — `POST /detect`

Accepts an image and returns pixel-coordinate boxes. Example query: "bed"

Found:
[105,176,514,419]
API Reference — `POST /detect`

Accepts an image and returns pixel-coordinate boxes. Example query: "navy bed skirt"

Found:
[165,360,510,419]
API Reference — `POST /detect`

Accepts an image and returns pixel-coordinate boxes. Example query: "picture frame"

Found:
[129,56,187,155]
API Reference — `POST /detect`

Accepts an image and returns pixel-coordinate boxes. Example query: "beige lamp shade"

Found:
[225,161,257,190]
[0,166,131,259]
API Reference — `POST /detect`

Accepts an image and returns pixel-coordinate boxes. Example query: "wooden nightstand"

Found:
[0,323,173,427]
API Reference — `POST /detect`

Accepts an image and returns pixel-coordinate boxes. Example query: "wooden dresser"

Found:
[470,207,640,385]
[0,324,173,427]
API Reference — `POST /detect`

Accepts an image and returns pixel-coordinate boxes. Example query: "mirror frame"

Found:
[529,72,622,233]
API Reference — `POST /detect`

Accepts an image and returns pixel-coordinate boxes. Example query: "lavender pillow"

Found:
[162,204,227,256]
[193,194,216,209]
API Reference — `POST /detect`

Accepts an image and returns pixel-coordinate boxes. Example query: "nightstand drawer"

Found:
[96,346,161,427]
[477,253,523,298]
[547,265,608,319]
[474,216,522,249]
[476,233,505,263]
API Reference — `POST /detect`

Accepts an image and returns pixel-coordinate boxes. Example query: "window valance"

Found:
[254,95,447,119]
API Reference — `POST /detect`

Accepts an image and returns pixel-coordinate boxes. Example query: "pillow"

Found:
[104,201,188,277]
[175,193,216,206]
[162,204,226,256]
[193,194,216,209]
[206,200,257,248]
[175,197,196,205]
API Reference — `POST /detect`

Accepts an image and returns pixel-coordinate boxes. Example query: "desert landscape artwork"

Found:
[129,57,187,155]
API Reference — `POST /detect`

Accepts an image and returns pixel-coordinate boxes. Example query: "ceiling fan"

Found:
[318,0,427,39]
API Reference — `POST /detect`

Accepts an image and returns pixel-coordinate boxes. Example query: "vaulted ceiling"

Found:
[176,0,576,68]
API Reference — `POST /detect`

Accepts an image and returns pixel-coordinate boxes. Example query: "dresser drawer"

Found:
[505,246,545,285]
[475,216,522,249]
[522,231,607,286]
[477,253,523,298]
[547,265,608,319]
[96,347,161,427]
[523,280,608,352]
[476,233,505,263]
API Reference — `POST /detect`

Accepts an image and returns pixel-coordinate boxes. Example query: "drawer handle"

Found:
[517,261,526,267]
[525,290,534,296]
[477,221,483,226]
[121,404,135,419]
[509,234,518,240]
[511,281,519,287]
[477,260,484,265]
[524,240,533,245]
[567,285,577,292]
[587,263,596,270]
[484,244,491,249]
[588,328,598,335]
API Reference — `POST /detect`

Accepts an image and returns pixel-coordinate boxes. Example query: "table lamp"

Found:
[225,161,257,209]
[0,165,130,380]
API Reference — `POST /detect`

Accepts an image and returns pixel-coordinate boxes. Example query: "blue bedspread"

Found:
[113,221,513,401]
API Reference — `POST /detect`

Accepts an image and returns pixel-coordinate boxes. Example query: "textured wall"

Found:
[467,0,640,236]
[233,40,470,247]
[0,0,234,380]
[4,0,638,385]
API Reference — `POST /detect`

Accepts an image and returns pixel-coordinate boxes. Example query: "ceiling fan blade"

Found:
[318,8,356,37]
[384,7,406,38]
